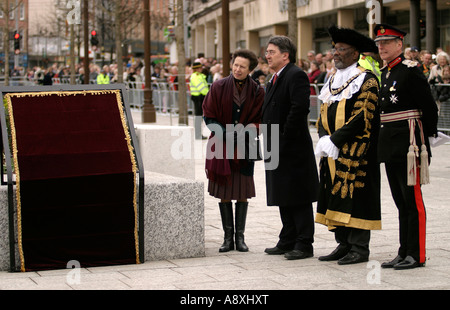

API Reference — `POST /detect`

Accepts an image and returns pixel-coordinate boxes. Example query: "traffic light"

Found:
[14,32,21,52]
[90,30,99,47]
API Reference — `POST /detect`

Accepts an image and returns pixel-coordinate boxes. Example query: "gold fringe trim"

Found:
[113,91,140,265]
[315,212,381,231]
[5,90,140,270]
[5,89,118,98]
[5,94,25,272]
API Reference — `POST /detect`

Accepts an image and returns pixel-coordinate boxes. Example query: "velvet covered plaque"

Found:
[4,90,139,271]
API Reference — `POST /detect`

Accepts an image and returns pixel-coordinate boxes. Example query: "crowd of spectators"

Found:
[5,45,450,106]
[19,60,145,86]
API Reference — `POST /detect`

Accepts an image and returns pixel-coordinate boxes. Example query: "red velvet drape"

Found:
[7,90,138,271]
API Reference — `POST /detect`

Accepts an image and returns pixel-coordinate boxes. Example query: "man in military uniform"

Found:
[315,26,381,265]
[374,24,438,270]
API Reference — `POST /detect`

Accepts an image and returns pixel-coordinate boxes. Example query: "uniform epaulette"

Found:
[402,59,419,68]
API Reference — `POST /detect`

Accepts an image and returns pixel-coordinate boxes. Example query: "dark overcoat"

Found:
[261,63,319,206]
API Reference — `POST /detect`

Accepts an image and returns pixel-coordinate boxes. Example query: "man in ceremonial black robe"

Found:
[315,26,381,265]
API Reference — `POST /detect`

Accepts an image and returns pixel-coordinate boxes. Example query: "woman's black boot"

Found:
[218,202,234,252]
[235,202,249,252]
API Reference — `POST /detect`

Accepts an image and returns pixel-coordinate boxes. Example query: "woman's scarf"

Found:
[203,74,264,184]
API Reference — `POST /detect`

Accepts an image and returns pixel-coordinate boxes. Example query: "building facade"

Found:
[188,0,450,61]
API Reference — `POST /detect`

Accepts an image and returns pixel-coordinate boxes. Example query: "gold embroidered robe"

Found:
[315,69,382,230]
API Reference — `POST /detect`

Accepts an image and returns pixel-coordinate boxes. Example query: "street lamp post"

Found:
[142,0,156,123]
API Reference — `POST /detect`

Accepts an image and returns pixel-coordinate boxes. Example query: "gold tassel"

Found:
[407,145,416,186]
[420,144,430,185]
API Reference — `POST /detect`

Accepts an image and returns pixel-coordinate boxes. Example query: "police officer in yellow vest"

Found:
[359,53,381,82]
[190,62,209,139]
[97,65,110,84]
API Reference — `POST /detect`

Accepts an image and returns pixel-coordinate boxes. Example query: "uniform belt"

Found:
[380,109,429,186]
[380,109,422,123]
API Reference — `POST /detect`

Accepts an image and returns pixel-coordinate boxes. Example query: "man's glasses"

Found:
[265,50,278,56]
[331,47,354,54]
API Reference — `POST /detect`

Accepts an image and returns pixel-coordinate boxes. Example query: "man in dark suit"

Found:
[374,24,438,270]
[262,35,319,260]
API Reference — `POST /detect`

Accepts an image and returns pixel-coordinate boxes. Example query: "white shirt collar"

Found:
[318,62,367,104]
[270,64,288,83]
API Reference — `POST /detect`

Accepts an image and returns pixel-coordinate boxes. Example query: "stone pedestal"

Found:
[144,171,204,261]
[135,124,196,180]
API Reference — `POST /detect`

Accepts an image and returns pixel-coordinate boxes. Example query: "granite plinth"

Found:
[144,171,205,261]
[135,124,197,180]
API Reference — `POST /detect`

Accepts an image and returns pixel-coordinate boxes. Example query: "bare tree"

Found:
[114,1,123,82]
[288,0,298,46]
[176,0,188,125]
[97,0,142,83]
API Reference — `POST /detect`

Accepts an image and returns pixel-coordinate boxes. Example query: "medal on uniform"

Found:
[389,94,398,104]
[389,81,397,92]
[386,70,391,79]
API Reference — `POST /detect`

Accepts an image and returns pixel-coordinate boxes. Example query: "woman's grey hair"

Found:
[436,51,449,64]
[267,35,297,64]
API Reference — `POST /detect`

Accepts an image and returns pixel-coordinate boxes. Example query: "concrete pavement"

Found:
[1,112,449,291]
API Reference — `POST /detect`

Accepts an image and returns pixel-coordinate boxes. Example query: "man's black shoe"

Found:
[381,255,404,268]
[264,247,289,255]
[337,252,368,265]
[318,246,349,261]
[393,255,425,270]
[284,250,313,260]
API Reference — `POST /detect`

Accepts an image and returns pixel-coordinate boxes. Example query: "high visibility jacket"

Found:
[359,55,381,82]
[97,73,110,84]
[189,72,209,96]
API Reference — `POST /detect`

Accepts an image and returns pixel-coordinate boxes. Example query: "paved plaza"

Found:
[0,112,449,291]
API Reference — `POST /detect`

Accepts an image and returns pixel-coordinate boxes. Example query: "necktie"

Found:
[272,74,278,84]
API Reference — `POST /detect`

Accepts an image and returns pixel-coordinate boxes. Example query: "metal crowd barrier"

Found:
[127,80,194,116]
[1,76,448,133]
[433,84,450,133]
[310,84,322,125]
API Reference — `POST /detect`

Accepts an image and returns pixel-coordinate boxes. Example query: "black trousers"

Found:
[191,95,205,139]
[385,161,427,263]
[276,203,314,253]
[334,226,371,257]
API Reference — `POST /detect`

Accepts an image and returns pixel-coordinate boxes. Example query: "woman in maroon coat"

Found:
[203,49,264,252]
